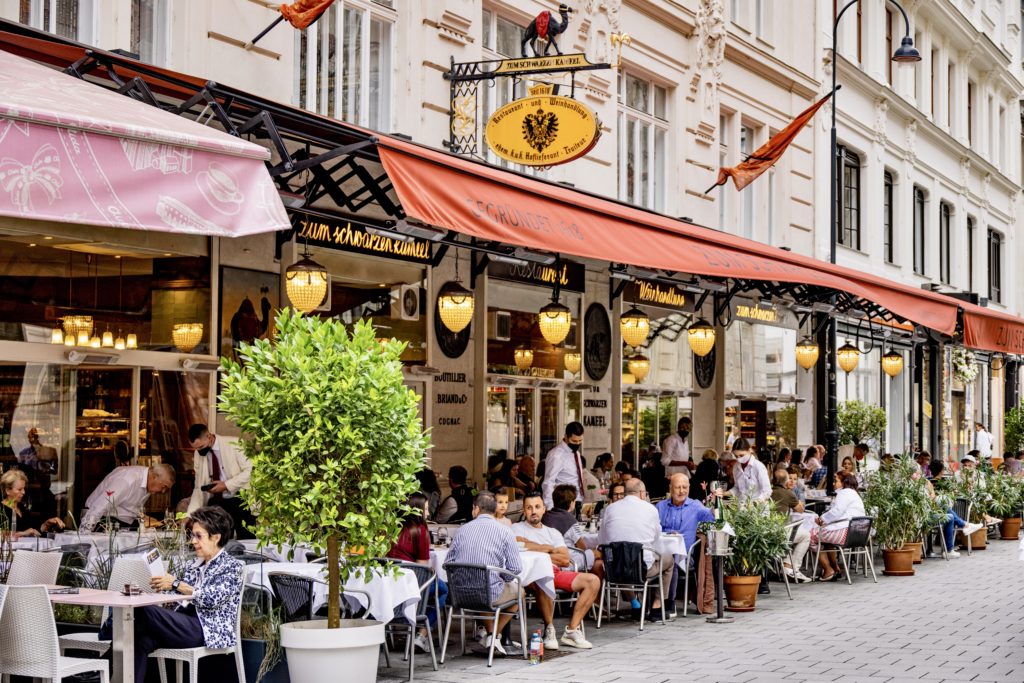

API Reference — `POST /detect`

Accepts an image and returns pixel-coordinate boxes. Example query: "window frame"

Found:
[20,0,96,44]
[883,171,894,263]
[939,202,951,284]
[835,145,861,251]
[988,228,1002,303]
[967,215,975,292]
[617,71,669,211]
[130,0,169,65]
[913,186,926,275]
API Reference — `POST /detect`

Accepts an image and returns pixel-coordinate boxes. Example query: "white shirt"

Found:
[661,433,691,478]
[82,466,150,529]
[581,468,602,503]
[541,441,584,508]
[512,521,566,549]
[732,457,772,503]
[597,494,661,566]
[188,436,253,513]
[975,429,994,458]
[820,488,866,530]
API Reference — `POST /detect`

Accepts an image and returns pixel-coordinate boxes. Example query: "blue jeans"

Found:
[427,579,448,627]
[943,509,967,551]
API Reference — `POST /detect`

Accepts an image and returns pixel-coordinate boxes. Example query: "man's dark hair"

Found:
[473,491,497,514]
[930,460,945,477]
[967,449,980,457]
[678,417,691,429]
[522,491,544,507]
[187,424,209,443]
[552,485,577,511]
[448,465,468,486]
[917,450,932,461]
[614,461,630,474]
[856,443,869,452]
[565,422,584,438]
[839,473,860,492]
[732,437,751,452]
[609,483,625,500]
[188,505,234,546]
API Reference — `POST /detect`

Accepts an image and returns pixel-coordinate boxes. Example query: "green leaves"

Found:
[861,457,932,550]
[721,499,790,577]
[1006,404,1024,454]
[837,400,887,446]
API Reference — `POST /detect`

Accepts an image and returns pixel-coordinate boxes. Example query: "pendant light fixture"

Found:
[172,322,204,353]
[61,252,92,344]
[836,341,861,374]
[514,347,534,372]
[114,258,126,351]
[564,351,581,375]
[620,306,650,349]
[628,354,650,382]
[126,333,138,349]
[285,240,329,313]
[687,319,716,357]
[437,251,474,333]
[538,297,572,346]
[50,328,64,344]
[881,348,904,377]
[795,336,820,371]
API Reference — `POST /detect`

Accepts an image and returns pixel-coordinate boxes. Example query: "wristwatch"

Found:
[171,578,181,593]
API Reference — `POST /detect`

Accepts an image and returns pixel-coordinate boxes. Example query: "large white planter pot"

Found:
[280,619,385,683]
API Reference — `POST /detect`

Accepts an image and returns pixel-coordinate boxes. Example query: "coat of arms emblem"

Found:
[522,108,559,152]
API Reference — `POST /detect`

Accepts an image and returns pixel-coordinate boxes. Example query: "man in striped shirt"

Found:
[444,490,522,655]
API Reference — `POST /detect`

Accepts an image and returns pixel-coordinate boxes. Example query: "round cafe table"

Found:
[430,547,555,597]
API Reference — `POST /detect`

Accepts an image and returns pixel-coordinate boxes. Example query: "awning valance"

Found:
[963,303,1024,355]
[0,49,288,237]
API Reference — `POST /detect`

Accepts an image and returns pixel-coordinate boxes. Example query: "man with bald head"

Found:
[656,473,715,614]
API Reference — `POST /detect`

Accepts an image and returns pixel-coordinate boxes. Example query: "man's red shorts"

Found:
[552,565,579,592]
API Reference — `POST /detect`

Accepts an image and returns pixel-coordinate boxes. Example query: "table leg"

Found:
[112,605,135,683]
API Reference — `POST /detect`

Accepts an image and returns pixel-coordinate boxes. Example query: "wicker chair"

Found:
[148,581,246,683]
[380,560,439,681]
[596,542,666,631]
[268,572,316,623]
[59,557,154,656]
[441,562,527,667]
[6,550,61,586]
[0,585,109,683]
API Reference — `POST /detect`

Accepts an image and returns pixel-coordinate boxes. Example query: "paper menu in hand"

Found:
[144,548,165,578]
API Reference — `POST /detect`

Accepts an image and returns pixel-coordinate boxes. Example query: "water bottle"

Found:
[529,631,542,665]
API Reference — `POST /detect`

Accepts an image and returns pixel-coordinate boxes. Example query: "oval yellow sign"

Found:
[485,95,601,167]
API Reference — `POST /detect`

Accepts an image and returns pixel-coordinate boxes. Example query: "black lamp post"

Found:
[826,1,920,494]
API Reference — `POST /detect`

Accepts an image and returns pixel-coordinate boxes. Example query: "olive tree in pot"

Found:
[720,499,789,611]
[220,310,428,683]
[861,458,930,576]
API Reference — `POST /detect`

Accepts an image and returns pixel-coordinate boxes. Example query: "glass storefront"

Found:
[486,281,581,378]
[725,321,798,453]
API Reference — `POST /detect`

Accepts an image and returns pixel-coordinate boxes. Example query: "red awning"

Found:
[963,303,1024,355]
[377,137,960,335]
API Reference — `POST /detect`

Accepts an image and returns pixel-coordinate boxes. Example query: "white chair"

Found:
[6,550,61,586]
[0,585,109,683]
[59,557,154,656]
[148,582,246,683]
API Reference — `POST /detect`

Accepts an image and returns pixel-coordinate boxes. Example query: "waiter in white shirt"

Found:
[974,422,994,460]
[661,417,693,478]
[187,423,254,538]
[727,437,772,503]
[541,422,586,510]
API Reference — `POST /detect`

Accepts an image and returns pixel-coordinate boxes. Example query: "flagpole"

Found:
[245,15,284,50]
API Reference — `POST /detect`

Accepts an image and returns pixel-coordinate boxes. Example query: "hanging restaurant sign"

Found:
[624,280,695,313]
[488,259,585,293]
[485,95,600,167]
[729,299,799,330]
[292,211,433,265]
[490,53,597,75]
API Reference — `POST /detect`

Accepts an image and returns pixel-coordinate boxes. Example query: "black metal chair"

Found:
[953,498,975,554]
[596,541,665,631]
[376,560,438,681]
[441,562,527,667]
[813,516,877,584]
[267,572,316,623]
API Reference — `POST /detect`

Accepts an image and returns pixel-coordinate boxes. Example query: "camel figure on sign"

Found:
[521,4,574,57]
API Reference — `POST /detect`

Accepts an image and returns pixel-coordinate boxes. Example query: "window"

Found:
[967,80,975,145]
[481,10,537,171]
[740,125,755,238]
[913,187,925,274]
[767,169,776,245]
[913,31,922,102]
[856,3,863,65]
[835,146,860,250]
[885,9,894,84]
[295,2,394,132]
[755,0,771,40]
[130,0,168,65]
[988,95,995,159]
[999,106,1006,168]
[883,171,894,263]
[967,215,975,291]
[930,49,938,119]
[618,73,668,211]
[947,63,955,133]
[988,229,1002,303]
[19,0,94,43]
[939,202,951,284]
[719,114,729,228]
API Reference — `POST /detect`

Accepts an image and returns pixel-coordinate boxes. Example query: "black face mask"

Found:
[197,447,212,457]
[567,442,581,453]
[678,430,690,440]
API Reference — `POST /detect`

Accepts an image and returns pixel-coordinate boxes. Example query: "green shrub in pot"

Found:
[861,456,931,550]
[721,499,790,577]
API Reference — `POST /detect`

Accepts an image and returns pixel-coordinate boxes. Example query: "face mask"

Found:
[678,430,689,439]
[567,442,581,453]
[197,447,212,457]
[738,454,751,465]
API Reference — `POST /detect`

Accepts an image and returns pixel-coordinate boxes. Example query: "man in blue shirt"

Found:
[655,473,714,615]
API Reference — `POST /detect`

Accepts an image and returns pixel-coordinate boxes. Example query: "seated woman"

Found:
[809,473,866,582]
[387,492,447,653]
[138,506,243,683]
[690,449,723,501]
[0,468,63,538]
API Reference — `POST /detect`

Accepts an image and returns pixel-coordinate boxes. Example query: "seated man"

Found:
[435,465,474,524]
[597,478,674,618]
[655,473,714,612]
[513,493,598,650]
[770,469,812,582]
[444,491,522,656]
[543,485,602,578]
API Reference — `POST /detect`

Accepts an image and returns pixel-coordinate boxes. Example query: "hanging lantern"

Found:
[795,336,820,371]
[172,322,204,353]
[538,300,572,345]
[564,351,581,375]
[63,333,74,347]
[620,306,650,348]
[285,256,329,313]
[514,347,534,371]
[126,333,138,349]
[76,330,90,346]
[101,330,114,348]
[687,319,716,357]
[61,315,94,340]
[89,335,101,348]
[114,334,126,350]
[882,349,904,378]
[836,342,861,374]
[628,354,650,382]
[50,327,64,345]
[437,281,475,333]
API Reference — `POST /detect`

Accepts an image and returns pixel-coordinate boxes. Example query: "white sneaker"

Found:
[543,623,560,651]
[963,522,984,536]
[793,571,813,583]
[560,626,593,649]
[478,633,506,656]
[946,550,961,558]
[475,626,487,642]
[413,634,429,653]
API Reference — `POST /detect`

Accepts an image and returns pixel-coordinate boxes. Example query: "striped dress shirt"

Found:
[444,513,523,601]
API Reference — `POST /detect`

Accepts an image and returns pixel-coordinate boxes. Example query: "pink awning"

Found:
[0,49,288,237]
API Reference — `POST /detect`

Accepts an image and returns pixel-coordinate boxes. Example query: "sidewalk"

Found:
[381,537,1024,682]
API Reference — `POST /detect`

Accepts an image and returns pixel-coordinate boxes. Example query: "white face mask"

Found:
[738,454,751,465]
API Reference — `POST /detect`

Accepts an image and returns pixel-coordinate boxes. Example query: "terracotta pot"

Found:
[969,527,987,549]
[1000,518,1021,540]
[723,574,761,612]
[903,541,923,564]
[881,548,915,576]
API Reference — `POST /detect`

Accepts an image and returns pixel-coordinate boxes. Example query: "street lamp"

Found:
[825,0,919,494]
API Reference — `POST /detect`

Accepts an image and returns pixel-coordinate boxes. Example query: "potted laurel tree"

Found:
[987,471,1022,540]
[219,310,428,682]
[720,499,789,612]
[861,457,930,576]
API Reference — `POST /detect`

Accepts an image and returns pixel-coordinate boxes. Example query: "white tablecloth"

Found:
[431,548,555,597]
[11,537,56,552]
[244,562,420,624]
[581,532,690,569]
[237,539,312,563]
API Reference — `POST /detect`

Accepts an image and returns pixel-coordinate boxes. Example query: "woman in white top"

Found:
[810,473,866,582]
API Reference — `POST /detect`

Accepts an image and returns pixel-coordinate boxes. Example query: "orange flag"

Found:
[708,89,835,193]
[280,0,336,30]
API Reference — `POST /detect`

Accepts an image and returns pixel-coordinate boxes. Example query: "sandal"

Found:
[817,572,838,582]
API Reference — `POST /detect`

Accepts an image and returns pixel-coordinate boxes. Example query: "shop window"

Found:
[487,386,510,459]
[725,323,797,396]
[486,282,581,378]
[130,0,168,65]
[835,145,860,250]
[988,228,1002,303]
[295,1,394,132]
[618,73,668,211]
[19,0,95,44]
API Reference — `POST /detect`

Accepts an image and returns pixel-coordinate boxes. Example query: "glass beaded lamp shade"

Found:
[836,342,861,374]
[172,322,204,353]
[628,354,650,382]
[437,282,475,333]
[564,351,581,375]
[687,319,716,357]
[881,349,904,378]
[795,336,820,371]
[285,257,329,313]
[62,315,93,339]
[514,347,534,371]
[620,306,650,348]
[538,301,572,345]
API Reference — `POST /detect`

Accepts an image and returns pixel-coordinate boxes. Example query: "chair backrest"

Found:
[383,560,436,620]
[444,562,498,612]
[58,543,92,571]
[107,557,155,593]
[268,572,315,623]
[0,585,61,678]
[236,552,268,566]
[953,497,971,521]
[843,517,874,548]
[599,542,646,585]
[6,550,61,586]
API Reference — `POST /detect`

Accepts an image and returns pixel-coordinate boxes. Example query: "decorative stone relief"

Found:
[982,173,991,209]
[904,119,917,163]
[959,157,971,194]
[581,0,621,64]
[872,97,888,159]
[820,49,834,131]
[695,0,726,119]
[1010,191,1019,226]
[436,10,473,46]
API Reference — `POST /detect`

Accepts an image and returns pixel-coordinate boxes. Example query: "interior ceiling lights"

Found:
[564,351,581,375]
[881,349,904,378]
[514,347,534,371]
[620,306,650,349]
[628,354,650,382]
[836,342,861,374]
[795,336,820,371]
[687,319,716,357]
[172,322,204,353]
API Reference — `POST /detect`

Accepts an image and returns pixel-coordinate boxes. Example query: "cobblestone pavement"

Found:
[380,537,1024,683]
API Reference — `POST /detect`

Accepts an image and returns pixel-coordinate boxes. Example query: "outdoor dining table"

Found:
[429,547,556,597]
[237,539,312,563]
[243,562,420,623]
[11,536,56,552]
[47,586,189,683]
[579,532,690,568]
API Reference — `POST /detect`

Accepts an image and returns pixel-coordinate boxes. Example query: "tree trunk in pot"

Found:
[723,575,761,612]
[881,548,914,576]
